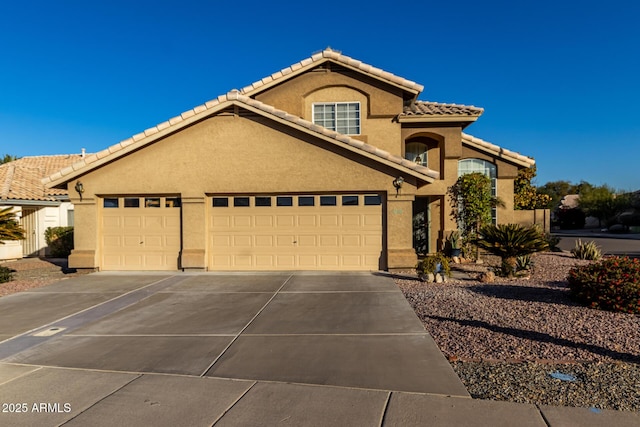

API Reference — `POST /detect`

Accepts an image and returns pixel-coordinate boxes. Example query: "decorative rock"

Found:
[478,271,495,283]
[426,273,435,283]
[435,273,444,283]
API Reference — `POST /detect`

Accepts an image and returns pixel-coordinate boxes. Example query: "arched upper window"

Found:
[458,159,497,223]
[405,142,428,166]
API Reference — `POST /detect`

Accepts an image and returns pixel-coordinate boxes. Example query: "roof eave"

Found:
[398,115,480,124]
[462,133,535,168]
[46,96,438,188]
[240,54,423,99]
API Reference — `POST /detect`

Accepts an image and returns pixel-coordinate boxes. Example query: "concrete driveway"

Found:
[0,272,471,426]
[1,272,635,426]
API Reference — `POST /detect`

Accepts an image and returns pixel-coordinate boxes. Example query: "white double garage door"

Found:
[100,194,383,271]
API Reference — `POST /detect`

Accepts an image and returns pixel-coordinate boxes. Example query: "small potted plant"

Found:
[446,231,461,257]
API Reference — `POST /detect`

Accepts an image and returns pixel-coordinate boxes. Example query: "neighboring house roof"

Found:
[239,48,424,98]
[559,194,580,209]
[399,101,484,123]
[44,92,439,189]
[1,155,84,202]
[461,133,535,168]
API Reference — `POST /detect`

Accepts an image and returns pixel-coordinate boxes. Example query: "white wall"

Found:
[0,203,74,260]
[0,206,23,260]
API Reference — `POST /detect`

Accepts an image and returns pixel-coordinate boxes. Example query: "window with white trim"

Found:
[312,102,360,135]
[458,159,498,224]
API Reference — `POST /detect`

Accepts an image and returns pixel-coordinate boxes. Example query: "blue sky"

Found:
[1,1,639,190]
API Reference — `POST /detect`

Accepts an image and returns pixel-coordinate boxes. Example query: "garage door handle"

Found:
[293,240,297,244]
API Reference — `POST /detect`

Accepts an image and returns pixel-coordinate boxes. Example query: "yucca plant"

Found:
[0,207,25,243]
[570,239,602,260]
[475,224,549,277]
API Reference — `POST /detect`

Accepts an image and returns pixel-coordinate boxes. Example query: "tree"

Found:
[0,154,19,165]
[578,185,625,227]
[475,224,549,277]
[538,180,580,209]
[514,165,552,210]
[0,208,25,242]
[448,172,503,249]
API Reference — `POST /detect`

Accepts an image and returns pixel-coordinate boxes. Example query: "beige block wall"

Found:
[68,113,419,270]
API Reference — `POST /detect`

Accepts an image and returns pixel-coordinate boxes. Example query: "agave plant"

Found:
[0,207,25,243]
[475,224,549,277]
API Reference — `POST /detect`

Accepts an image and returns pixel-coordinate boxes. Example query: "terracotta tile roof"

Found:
[44,92,439,187]
[461,133,535,167]
[1,155,84,202]
[401,101,484,117]
[240,48,424,96]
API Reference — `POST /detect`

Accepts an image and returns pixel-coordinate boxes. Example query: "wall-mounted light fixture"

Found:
[74,181,84,201]
[392,176,404,196]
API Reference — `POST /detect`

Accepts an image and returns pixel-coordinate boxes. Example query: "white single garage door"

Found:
[100,196,181,270]
[208,194,383,271]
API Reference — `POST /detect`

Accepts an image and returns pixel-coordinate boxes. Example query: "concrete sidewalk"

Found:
[0,272,638,426]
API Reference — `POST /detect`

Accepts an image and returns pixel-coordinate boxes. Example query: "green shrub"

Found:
[516,254,533,272]
[571,239,602,260]
[568,256,640,314]
[44,226,74,257]
[417,252,451,277]
[544,233,562,252]
[474,224,548,277]
[0,266,12,283]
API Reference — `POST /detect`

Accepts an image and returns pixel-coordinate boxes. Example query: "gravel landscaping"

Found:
[396,251,640,412]
[0,257,90,296]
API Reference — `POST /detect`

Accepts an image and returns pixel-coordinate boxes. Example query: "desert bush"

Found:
[417,252,451,278]
[570,239,602,260]
[0,266,12,283]
[474,224,548,277]
[516,254,533,272]
[568,256,640,314]
[44,226,74,257]
[544,233,562,252]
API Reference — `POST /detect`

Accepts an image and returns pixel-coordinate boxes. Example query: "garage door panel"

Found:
[297,215,316,226]
[276,215,295,227]
[255,255,274,267]
[103,217,121,227]
[233,235,252,246]
[212,216,231,228]
[208,194,382,271]
[342,235,361,246]
[276,255,295,267]
[101,197,181,271]
[319,215,339,226]
[124,236,142,247]
[255,215,273,227]
[123,217,142,228]
[364,215,382,226]
[144,216,163,228]
[320,235,339,247]
[342,215,361,226]
[276,235,295,246]
[255,235,274,247]
[233,216,252,227]
[298,255,317,268]
[342,255,362,266]
[297,235,317,246]
[145,235,164,247]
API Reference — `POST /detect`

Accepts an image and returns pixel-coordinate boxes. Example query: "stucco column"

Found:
[180,196,207,270]
[68,198,99,269]
[386,194,417,270]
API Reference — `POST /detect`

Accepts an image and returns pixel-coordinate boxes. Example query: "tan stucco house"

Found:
[1,155,82,260]
[44,48,536,271]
